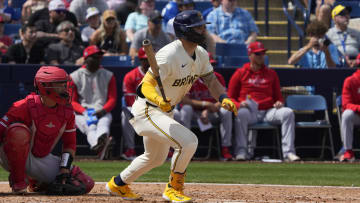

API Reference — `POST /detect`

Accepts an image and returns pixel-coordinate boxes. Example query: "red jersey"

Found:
[342,69,360,113]
[0,94,76,157]
[122,66,146,106]
[188,72,226,103]
[228,63,283,110]
[0,35,12,54]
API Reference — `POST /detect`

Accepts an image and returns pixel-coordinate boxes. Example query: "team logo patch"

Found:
[46,122,55,128]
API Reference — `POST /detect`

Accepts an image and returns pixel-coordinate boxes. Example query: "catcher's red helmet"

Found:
[34,66,71,105]
[138,47,148,59]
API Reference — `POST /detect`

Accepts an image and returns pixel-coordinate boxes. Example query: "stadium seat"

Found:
[4,23,21,36]
[286,95,335,159]
[101,55,134,67]
[215,43,248,67]
[220,55,269,67]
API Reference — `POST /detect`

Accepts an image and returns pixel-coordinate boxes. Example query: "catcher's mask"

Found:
[34,66,72,105]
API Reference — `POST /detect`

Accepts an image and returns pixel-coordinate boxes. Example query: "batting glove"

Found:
[156,96,172,112]
[221,98,238,116]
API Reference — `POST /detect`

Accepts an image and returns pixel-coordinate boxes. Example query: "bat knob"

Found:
[143,39,151,46]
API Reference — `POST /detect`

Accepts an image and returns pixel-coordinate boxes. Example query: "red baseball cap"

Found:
[83,45,104,59]
[138,47,148,59]
[356,53,360,67]
[247,41,267,56]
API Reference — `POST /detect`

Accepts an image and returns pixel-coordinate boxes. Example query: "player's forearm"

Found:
[202,73,226,101]
[141,72,162,104]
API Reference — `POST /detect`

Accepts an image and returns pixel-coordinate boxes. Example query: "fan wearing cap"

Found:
[338,53,360,162]
[206,0,258,44]
[129,10,172,61]
[70,45,117,160]
[228,41,300,162]
[120,47,150,161]
[81,7,101,44]
[124,0,155,42]
[165,0,194,37]
[0,66,94,194]
[326,4,360,67]
[69,0,108,25]
[105,10,237,202]
[90,9,128,55]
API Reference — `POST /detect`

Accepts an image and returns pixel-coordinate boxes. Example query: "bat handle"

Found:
[155,76,168,102]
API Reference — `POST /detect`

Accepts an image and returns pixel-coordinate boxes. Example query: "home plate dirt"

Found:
[0,183,360,202]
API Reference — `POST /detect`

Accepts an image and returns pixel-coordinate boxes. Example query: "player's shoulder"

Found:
[156,40,181,63]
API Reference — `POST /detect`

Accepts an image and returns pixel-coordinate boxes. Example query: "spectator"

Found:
[124,0,155,42]
[180,68,233,161]
[114,0,137,25]
[315,0,335,28]
[81,7,101,44]
[22,0,48,24]
[0,16,12,55]
[69,0,108,25]
[0,0,20,23]
[121,47,149,160]
[70,45,117,160]
[0,66,94,194]
[129,10,172,61]
[288,20,338,69]
[32,0,81,47]
[90,9,128,55]
[339,53,360,162]
[206,0,258,44]
[106,0,124,10]
[161,0,179,28]
[327,5,360,67]
[228,41,300,162]
[4,24,45,64]
[202,0,220,20]
[165,0,194,37]
[45,21,84,65]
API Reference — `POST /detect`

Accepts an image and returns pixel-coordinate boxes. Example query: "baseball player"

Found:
[0,66,94,194]
[228,41,300,162]
[340,53,360,162]
[70,45,116,160]
[106,10,237,202]
[121,47,150,160]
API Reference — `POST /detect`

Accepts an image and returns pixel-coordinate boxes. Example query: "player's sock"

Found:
[114,175,126,186]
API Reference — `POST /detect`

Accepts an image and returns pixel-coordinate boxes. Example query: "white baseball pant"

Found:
[75,113,112,148]
[234,107,296,158]
[120,97,198,184]
[341,109,360,150]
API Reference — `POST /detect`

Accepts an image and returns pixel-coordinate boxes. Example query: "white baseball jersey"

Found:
[149,40,214,106]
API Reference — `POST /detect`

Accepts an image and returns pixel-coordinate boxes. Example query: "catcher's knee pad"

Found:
[4,123,31,146]
[71,165,95,194]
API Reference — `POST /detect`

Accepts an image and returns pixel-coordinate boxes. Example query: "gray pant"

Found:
[0,146,60,184]
[341,109,360,150]
[180,104,233,147]
[234,107,296,158]
[75,113,112,148]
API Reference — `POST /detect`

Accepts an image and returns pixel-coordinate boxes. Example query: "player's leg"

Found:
[233,108,257,160]
[264,107,299,161]
[341,109,360,161]
[75,114,97,149]
[121,109,136,160]
[1,123,31,193]
[218,108,233,160]
[95,113,113,159]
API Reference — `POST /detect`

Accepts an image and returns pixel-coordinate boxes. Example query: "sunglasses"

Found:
[254,52,265,56]
[106,18,116,23]
[56,10,65,14]
[338,10,350,16]
[62,27,76,33]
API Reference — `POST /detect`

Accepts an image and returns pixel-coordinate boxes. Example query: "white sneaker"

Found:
[285,153,300,162]
[234,153,247,161]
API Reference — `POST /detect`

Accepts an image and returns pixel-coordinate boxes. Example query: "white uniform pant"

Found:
[234,107,296,158]
[75,113,112,148]
[180,104,233,147]
[120,97,198,184]
[0,145,60,184]
[341,109,360,150]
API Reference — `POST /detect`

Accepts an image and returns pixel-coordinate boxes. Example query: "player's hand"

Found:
[273,101,284,109]
[240,101,248,108]
[205,102,219,112]
[156,97,172,112]
[200,109,210,124]
[93,109,107,118]
[221,98,238,116]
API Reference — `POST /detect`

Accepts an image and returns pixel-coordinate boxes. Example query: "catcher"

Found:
[0,66,94,195]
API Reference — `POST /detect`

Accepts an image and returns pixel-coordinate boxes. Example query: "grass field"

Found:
[1,160,357,187]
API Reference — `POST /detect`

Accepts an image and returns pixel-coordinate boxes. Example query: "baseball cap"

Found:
[138,47,148,59]
[247,41,267,55]
[148,10,162,24]
[332,5,352,19]
[102,10,117,21]
[48,0,66,11]
[83,45,104,59]
[86,7,100,20]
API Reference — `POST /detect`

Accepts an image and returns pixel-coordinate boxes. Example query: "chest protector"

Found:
[26,95,73,157]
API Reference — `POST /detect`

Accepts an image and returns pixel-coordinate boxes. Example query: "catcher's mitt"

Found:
[46,173,87,195]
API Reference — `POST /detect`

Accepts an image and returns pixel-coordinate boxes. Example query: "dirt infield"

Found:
[1,183,360,202]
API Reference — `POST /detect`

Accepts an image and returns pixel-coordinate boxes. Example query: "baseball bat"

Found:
[142,39,168,102]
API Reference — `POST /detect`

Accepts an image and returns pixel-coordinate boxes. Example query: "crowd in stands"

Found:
[1,0,360,162]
